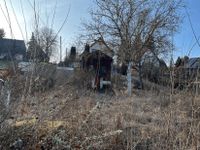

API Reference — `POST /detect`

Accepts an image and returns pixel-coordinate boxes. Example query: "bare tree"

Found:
[27,27,58,62]
[82,0,183,88]
[0,29,5,39]
[38,27,58,61]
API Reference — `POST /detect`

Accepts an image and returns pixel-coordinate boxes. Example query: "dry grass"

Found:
[0,69,199,149]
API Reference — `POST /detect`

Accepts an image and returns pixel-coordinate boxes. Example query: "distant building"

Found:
[174,57,200,88]
[0,38,26,61]
[184,57,200,78]
[175,57,200,76]
[185,57,200,69]
[80,38,114,90]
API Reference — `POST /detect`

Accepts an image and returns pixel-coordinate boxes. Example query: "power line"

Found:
[185,8,200,48]
[20,0,28,42]
[9,0,25,41]
[0,4,9,24]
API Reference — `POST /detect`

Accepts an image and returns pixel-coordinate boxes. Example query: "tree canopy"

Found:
[0,29,5,39]
[27,27,58,62]
[27,33,48,62]
[82,0,183,65]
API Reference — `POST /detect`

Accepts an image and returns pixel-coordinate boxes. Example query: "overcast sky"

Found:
[0,0,200,61]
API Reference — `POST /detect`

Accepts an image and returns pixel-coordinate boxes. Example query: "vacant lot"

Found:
[0,69,199,150]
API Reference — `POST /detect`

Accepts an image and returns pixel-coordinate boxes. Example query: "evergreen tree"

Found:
[84,44,90,53]
[69,47,76,61]
[27,33,49,62]
[175,57,181,67]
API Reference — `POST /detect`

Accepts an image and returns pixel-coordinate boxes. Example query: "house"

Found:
[174,57,200,88]
[185,57,200,70]
[0,38,26,61]
[175,57,200,77]
[81,39,114,90]
[183,57,200,79]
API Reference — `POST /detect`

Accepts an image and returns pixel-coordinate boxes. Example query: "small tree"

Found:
[27,27,58,62]
[0,29,5,39]
[39,27,57,60]
[175,57,182,67]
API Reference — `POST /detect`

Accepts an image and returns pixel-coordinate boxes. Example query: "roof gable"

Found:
[90,40,114,57]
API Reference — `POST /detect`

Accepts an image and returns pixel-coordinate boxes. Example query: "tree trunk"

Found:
[127,62,132,96]
[138,61,143,89]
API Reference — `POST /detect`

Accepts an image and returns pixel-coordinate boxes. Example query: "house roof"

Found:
[185,57,200,69]
[90,39,114,57]
[0,38,26,57]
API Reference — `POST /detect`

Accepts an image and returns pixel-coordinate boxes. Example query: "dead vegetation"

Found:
[0,0,198,149]
[0,64,199,149]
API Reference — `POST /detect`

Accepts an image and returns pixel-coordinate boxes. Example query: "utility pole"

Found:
[66,48,68,59]
[60,36,62,62]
